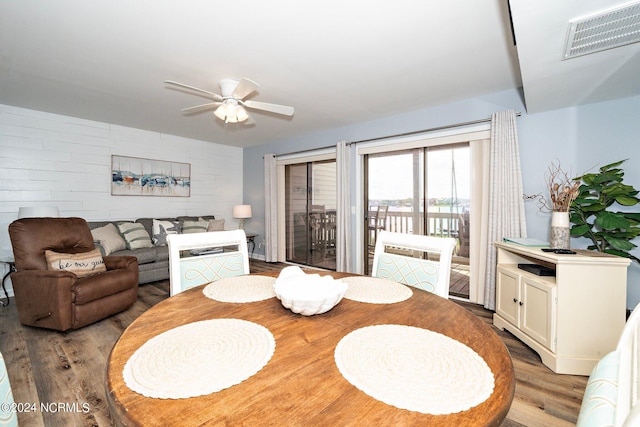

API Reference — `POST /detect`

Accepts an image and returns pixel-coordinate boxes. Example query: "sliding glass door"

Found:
[285,160,337,270]
[365,149,423,251]
[364,144,470,298]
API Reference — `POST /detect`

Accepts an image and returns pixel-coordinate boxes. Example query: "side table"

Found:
[245,233,257,259]
[0,258,15,307]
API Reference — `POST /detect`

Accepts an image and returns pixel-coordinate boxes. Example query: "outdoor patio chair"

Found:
[367,205,389,254]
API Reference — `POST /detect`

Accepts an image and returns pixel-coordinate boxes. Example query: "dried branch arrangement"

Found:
[544,161,580,212]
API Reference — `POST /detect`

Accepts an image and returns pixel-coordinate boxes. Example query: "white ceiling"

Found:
[0,1,638,148]
[510,0,640,112]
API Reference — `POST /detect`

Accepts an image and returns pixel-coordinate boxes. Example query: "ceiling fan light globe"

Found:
[225,102,237,117]
[214,105,226,121]
[236,106,249,122]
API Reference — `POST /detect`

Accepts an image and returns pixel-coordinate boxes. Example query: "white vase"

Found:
[550,211,570,249]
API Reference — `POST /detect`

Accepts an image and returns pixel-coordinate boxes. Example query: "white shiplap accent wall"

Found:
[0,104,244,294]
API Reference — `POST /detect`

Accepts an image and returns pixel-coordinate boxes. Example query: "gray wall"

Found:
[243,89,640,309]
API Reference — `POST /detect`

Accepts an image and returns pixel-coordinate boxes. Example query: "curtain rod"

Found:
[272,112,522,157]
[349,112,522,145]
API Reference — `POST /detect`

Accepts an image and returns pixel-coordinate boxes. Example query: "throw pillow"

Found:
[91,223,127,255]
[181,219,209,234]
[117,222,154,250]
[152,219,179,246]
[207,219,225,232]
[45,249,107,278]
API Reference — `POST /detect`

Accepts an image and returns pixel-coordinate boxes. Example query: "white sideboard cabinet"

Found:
[493,242,630,375]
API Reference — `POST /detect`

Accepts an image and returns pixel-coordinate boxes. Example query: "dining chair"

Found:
[577,301,640,427]
[0,350,18,427]
[168,229,250,296]
[372,231,456,298]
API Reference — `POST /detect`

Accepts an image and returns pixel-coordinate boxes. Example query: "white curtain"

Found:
[483,110,527,310]
[263,154,278,262]
[469,138,490,305]
[336,141,351,272]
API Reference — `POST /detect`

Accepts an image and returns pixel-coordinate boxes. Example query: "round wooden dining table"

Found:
[106,271,515,426]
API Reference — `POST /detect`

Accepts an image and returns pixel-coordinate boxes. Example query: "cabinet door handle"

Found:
[513,298,518,303]
[519,301,524,306]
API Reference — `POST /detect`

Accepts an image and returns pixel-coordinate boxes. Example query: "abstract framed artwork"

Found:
[111,155,191,197]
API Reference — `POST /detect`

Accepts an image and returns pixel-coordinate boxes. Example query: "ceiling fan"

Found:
[165,78,294,125]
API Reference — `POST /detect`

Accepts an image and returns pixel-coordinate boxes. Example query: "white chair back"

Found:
[168,229,249,296]
[0,351,18,427]
[616,303,640,426]
[372,231,456,298]
[578,302,640,427]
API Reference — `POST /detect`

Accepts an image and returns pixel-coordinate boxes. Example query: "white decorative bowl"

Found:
[274,267,348,316]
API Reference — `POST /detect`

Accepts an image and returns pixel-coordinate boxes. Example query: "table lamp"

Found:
[233,205,252,230]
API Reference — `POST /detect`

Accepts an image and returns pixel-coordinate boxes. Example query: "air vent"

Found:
[563,1,640,60]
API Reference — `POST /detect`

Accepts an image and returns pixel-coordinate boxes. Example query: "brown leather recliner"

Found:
[8,217,139,331]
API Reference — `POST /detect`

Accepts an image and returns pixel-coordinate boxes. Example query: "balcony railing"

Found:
[369,210,469,258]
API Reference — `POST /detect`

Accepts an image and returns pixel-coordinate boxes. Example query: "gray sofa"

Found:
[87,215,219,284]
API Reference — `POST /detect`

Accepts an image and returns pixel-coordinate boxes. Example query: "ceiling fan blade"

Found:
[233,78,260,100]
[181,102,221,113]
[243,100,294,116]
[244,113,256,126]
[165,80,223,101]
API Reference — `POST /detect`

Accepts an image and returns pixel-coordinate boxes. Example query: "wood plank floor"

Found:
[449,262,470,299]
[0,260,587,426]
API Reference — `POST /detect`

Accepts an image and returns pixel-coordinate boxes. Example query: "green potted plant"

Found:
[570,159,640,263]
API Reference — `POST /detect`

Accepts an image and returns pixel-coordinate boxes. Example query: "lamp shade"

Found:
[213,100,250,123]
[236,106,249,122]
[18,206,60,218]
[214,105,226,121]
[233,205,252,219]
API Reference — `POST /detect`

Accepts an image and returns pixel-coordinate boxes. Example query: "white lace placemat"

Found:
[334,324,494,415]
[123,318,275,399]
[203,275,276,303]
[342,276,413,304]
